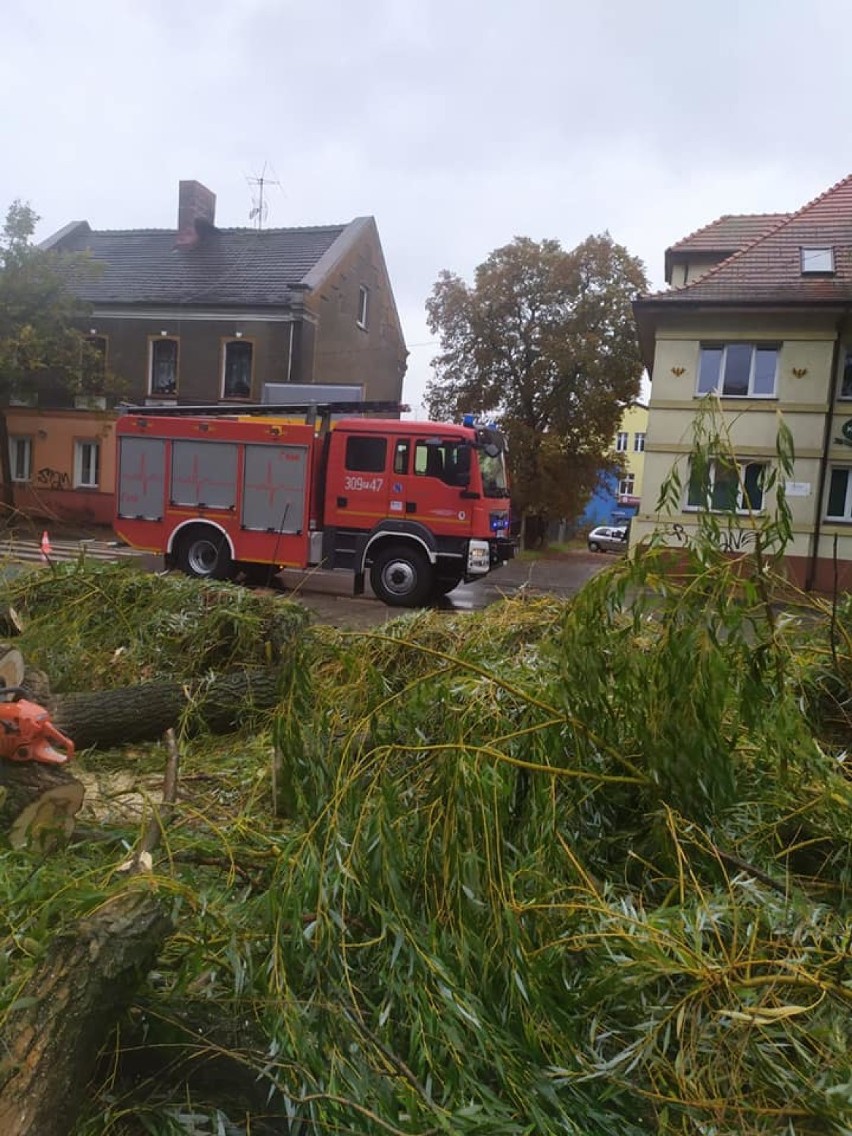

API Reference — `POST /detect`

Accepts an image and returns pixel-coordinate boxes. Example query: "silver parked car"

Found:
[587,525,629,553]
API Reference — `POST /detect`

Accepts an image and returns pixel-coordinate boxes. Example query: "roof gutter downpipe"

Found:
[805,317,846,593]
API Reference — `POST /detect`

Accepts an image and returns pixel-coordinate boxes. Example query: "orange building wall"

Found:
[6,407,117,526]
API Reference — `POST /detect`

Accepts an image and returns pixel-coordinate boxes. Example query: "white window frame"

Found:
[633,432,646,452]
[357,285,369,330]
[618,473,635,498]
[74,440,100,489]
[801,247,834,274]
[148,336,179,397]
[825,466,852,521]
[697,343,779,399]
[685,458,766,514]
[9,436,32,483]
[615,431,628,452]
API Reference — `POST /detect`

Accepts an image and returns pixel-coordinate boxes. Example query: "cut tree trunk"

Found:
[0,604,24,636]
[0,740,180,1136]
[51,669,281,749]
[0,889,174,1136]
[0,760,84,851]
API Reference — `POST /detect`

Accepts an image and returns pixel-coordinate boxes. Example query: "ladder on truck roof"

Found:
[117,401,409,420]
[117,399,411,418]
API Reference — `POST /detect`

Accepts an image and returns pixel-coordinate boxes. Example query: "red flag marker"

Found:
[40,531,52,562]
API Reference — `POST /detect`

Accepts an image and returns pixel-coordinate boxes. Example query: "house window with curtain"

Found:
[825,467,852,520]
[633,432,646,452]
[149,337,178,396]
[697,344,779,398]
[74,440,100,489]
[618,473,635,498]
[9,437,32,483]
[222,339,253,399]
[615,431,628,452]
[686,458,766,513]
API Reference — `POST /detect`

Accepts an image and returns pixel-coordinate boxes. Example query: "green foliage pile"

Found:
[5,560,310,689]
[1,551,851,1134]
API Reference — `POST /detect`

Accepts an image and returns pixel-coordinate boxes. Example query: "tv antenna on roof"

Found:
[247,163,281,230]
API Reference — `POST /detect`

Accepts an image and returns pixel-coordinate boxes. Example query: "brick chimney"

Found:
[175,180,216,248]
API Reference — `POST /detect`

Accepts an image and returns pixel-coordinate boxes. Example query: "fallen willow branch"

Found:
[120,726,181,872]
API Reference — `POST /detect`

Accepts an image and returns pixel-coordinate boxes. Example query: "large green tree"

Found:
[0,200,98,511]
[425,233,648,544]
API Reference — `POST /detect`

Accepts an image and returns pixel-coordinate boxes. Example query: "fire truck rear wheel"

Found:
[176,526,234,581]
[369,545,433,607]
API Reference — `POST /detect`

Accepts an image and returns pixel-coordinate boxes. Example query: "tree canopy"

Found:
[0,201,95,398]
[0,200,100,508]
[425,233,648,535]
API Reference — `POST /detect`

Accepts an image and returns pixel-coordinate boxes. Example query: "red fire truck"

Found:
[114,402,515,607]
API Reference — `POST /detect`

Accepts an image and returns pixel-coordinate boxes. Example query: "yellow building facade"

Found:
[614,402,648,508]
[633,177,852,592]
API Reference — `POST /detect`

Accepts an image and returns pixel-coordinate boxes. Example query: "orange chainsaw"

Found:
[0,687,75,766]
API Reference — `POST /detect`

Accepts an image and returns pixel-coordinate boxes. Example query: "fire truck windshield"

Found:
[479,450,510,498]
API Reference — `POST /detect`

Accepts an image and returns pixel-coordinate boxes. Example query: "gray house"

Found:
[42,179,408,406]
[3,181,408,528]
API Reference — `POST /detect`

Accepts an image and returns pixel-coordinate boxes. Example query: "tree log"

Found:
[0,759,84,850]
[51,669,281,749]
[0,605,24,637]
[0,889,174,1136]
[0,742,180,1136]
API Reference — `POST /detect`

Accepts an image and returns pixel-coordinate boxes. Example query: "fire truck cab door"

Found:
[324,431,393,531]
[325,431,474,535]
[393,437,474,533]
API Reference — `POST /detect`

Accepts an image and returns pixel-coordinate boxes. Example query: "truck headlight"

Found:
[467,540,490,574]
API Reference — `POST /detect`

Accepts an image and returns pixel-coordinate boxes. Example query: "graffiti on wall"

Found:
[36,467,71,490]
[665,521,755,552]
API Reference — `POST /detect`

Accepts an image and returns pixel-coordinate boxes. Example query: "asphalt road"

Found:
[275,549,616,629]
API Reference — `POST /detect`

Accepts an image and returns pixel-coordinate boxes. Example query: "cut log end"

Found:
[9,782,85,851]
[0,761,85,852]
[0,607,24,637]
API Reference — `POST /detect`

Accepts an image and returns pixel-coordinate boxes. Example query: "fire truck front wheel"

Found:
[175,526,234,581]
[369,544,433,607]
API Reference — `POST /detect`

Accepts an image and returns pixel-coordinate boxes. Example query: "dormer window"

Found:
[801,247,834,274]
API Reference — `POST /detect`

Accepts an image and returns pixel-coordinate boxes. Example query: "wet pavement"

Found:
[274,549,616,630]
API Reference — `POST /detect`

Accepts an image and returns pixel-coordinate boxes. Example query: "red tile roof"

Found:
[647,173,852,304]
[668,213,790,254]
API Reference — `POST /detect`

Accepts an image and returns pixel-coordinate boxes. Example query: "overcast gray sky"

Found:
[4,0,851,412]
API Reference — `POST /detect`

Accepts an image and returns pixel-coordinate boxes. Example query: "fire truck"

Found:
[114,401,515,607]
